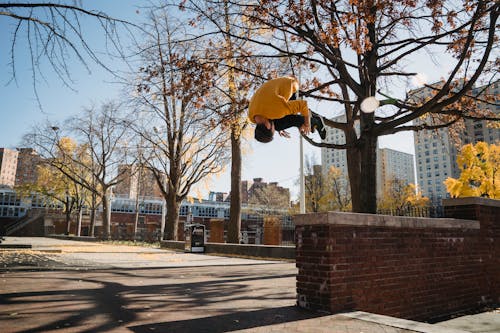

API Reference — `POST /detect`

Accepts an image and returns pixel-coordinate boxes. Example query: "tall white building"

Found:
[320,115,354,191]
[321,115,415,199]
[413,81,500,205]
[377,148,415,198]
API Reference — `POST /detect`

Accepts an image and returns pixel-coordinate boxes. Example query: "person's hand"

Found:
[300,117,311,135]
[278,130,291,138]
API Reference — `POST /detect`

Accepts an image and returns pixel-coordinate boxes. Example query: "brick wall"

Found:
[443,197,500,306]
[294,209,497,322]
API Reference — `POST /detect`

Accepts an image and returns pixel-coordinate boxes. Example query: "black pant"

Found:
[273,115,304,131]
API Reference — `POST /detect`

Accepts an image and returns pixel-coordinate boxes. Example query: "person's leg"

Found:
[273,114,304,131]
[310,112,327,139]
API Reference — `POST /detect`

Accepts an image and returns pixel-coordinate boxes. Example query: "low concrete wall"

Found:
[294,211,494,322]
[161,240,185,251]
[161,240,295,260]
[48,235,98,242]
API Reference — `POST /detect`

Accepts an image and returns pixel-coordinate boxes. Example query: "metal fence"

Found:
[376,205,444,218]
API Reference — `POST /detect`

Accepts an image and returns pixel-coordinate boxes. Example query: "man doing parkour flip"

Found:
[248,76,326,143]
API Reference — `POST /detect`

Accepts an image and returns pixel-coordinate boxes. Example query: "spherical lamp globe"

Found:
[360,97,379,113]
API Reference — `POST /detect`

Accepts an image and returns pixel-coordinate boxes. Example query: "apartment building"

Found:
[15,148,43,186]
[413,81,500,205]
[320,115,352,180]
[321,115,415,198]
[0,148,19,188]
[377,147,415,198]
[114,164,163,199]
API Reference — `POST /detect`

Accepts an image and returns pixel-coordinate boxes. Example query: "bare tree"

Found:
[304,156,351,212]
[65,103,134,238]
[210,0,499,213]
[249,186,290,209]
[304,157,324,213]
[131,8,230,241]
[179,0,292,242]
[1,2,134,105]
[24,102,134,238]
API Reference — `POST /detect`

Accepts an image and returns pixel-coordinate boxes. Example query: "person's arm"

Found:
[301,115,311,135]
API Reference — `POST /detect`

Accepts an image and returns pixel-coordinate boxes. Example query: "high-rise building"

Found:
[15,148,42,186]
[376,148,415,198]
[413,81,500,205]
[114,164,163,199]
[320,115,353,180]
[0,148,19,188]
[321,116,415,199]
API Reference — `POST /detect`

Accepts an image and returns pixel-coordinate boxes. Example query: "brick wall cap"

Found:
[443,197,500,208]
[293,211,479,229]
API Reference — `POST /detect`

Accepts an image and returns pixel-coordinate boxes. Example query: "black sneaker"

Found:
[311,114,327,140]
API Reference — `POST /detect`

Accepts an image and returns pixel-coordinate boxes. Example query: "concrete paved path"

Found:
[0,237,491,333]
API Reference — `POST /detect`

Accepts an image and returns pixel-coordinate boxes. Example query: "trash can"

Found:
[184,223,205,253]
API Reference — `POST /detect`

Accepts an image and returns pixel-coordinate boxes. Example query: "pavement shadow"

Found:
[0,265,298,333]
[128,306,323,333]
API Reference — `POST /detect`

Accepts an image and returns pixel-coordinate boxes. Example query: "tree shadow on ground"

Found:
[0,264,302,333]
[128,306,322,333]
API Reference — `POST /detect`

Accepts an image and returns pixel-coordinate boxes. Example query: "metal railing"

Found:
[377,205,444,218]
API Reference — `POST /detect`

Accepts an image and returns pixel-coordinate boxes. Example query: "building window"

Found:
[138,216,146,226]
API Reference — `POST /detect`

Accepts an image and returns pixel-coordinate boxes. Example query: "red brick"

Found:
[295,201,499,321]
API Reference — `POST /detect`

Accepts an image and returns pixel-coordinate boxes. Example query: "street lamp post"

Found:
[298,67,307,214]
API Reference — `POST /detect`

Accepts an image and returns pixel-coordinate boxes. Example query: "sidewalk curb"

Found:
[0,244,32,249]
[341,311,472,333]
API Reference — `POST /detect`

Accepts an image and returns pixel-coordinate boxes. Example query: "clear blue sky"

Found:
[0,1,452,200]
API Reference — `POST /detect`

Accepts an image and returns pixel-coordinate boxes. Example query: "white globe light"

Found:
[360,97,380,113]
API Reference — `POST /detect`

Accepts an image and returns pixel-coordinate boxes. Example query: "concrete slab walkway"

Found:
[0,237,491,333]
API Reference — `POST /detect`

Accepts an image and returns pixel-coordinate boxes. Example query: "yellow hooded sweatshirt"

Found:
[248,77,309,123]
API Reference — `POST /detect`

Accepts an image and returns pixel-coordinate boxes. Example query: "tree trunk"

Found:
[160,199,166,241]
[76,207,83,237]
[133,166,142,241]
[89,192,96,237]
[346,128,362,212]
[101,193,111,239]
[164,194,180,240]
[65,202,71,235]
[359,134,378,213]
[89,208,95,236]
[134,196,140,241]
[227,129,242,243]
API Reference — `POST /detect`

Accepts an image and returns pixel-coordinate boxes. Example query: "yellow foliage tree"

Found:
[17,137,94,235]
[445,142,500,199]
[304,159,351,213]
[405,183,430,208]
[378,178,429,212]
